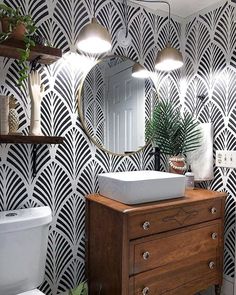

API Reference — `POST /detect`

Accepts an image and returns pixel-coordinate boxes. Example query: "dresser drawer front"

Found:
[129,255,220,295]
[128,199,222,239]
[129,222,220,275]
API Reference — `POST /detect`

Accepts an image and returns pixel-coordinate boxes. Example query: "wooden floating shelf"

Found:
[0,39,62,64]
[0,135,64,144]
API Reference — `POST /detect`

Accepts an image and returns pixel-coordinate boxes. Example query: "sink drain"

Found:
[5,213,17,217]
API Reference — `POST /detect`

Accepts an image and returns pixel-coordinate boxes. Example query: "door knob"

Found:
[209,261,215,269]
[142,287,149,295]
[142,221,151,230]
[142,251,150,260]
[210,207,217,214]
[211,232,218,240]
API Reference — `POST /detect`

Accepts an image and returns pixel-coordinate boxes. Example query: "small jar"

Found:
[185,166,194,190]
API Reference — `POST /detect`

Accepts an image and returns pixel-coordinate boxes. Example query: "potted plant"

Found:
[0,4,37,86]
[69,282,88,295]
[146,99,202,174]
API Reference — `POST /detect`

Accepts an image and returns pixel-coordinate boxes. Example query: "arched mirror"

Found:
[78,55,158,155]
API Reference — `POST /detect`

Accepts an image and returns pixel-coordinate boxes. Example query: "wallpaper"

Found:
[0,0,235,293]
[81,62,106,147]
[0,0,182,294]
[184,1,236,282]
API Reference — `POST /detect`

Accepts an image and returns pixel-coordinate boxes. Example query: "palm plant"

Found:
[69,282,88,295]
[146,99,202,156]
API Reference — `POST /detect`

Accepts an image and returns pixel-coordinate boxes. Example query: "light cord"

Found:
[134,0,171,43]
[123,0,129,37]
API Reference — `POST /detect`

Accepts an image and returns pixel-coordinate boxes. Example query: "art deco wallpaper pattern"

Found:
[184,1,236,282]
[81,63,106,147]
[1,0,235,293]
[0,0,182,294]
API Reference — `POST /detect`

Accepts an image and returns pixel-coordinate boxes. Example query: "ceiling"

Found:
[129,0,223,18]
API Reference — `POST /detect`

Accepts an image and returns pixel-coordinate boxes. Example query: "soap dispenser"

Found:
[185,165,194,190]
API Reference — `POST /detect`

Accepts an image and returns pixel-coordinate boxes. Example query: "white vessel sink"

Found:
[98,170,186,204]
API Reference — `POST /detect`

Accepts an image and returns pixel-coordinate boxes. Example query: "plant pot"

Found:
[169,155,187,175]
[1,17,26,40]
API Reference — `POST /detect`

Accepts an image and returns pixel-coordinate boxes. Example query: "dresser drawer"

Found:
[128,199,222,239]
[129,254,220,295]
[129,221,221,275]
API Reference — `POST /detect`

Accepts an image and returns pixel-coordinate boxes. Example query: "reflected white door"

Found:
[106,62,145,154]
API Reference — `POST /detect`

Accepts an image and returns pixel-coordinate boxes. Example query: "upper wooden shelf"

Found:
[0,135,64,144]
[0,39,62,64]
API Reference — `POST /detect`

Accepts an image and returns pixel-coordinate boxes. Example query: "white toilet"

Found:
[0,206,52,295]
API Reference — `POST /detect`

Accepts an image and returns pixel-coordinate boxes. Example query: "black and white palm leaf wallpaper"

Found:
[0,0,182,294]
[1,0,235,293]
[81,64,106,146]
[184,1,236,283]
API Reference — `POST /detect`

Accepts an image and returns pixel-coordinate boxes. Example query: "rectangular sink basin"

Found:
[98,170,186,204]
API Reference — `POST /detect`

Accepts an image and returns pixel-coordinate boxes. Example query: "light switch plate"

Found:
[216,150,236,168]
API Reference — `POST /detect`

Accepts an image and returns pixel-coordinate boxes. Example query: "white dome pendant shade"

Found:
[134,0,184,72]
[77,18,112,54]
[132,63,150,78]
[155,43,183,72]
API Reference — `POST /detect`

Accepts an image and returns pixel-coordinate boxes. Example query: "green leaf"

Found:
[70,282,88,295]
[145,99,202,156]
[0,4,37,87]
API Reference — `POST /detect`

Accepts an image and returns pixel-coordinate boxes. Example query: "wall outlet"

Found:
[216,150,236,168]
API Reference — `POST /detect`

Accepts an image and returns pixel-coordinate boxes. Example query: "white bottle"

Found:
[185,165,194,190]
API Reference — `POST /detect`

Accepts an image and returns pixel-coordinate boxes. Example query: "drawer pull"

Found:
[211,232,218,240]
[142,287,150,295]
[209,261,215,269]
[142,251,150,260]
[142,221,151,231]
[210,207,217,214]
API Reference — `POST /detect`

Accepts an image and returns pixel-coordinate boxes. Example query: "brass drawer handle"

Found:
[142,221,151,231]
[209,261,215,269]
[142,251,150,260]
[211,232,218,240]
[142,287,150,295]
[210,207,217,214]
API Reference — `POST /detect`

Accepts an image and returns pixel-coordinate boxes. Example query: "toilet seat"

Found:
[18,289,45,295]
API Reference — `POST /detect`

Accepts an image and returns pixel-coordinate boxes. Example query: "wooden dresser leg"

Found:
[215,284,221,295]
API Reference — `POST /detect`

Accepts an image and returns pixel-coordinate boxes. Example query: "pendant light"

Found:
[132,62,150,78]
[135,0,184,72]
[155,42,183,71]
[77,1,111,54]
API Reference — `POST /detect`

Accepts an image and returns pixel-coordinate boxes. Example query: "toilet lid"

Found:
[18,290,45,295]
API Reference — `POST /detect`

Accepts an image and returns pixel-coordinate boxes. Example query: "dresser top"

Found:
[86,189,226,215]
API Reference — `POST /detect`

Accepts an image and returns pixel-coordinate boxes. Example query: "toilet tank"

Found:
[0,207,52,295]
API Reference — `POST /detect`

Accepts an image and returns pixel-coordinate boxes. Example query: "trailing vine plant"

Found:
[0,4,37,86]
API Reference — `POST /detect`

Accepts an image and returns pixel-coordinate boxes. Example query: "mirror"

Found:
[78,55,157,155]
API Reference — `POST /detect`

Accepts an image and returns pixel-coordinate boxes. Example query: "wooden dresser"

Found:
[86,189,226,295]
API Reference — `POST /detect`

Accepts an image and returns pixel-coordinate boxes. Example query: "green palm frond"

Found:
[69,282,88,295]
[146,100,202,155]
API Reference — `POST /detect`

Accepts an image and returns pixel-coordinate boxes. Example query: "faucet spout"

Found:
[149,147,161,171]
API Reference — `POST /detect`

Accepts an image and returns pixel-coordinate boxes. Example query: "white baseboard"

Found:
[222,278,234,295]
